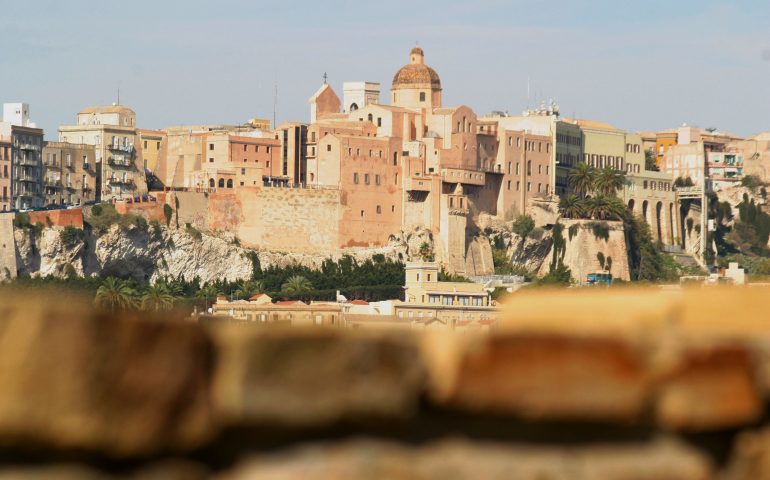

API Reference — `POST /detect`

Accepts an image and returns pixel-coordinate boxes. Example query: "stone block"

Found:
[0,290,215,457]
[656,346,763,431]
[211,327,425,428]
[424,333,649,421]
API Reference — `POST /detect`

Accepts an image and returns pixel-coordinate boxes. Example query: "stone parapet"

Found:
[0,286,768,478]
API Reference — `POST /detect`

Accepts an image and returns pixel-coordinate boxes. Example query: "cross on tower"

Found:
[323,72,327,84]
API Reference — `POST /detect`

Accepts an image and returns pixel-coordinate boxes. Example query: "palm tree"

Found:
[140,283,176,312]
[594,167,626,196]
[559,194,587,219]
[95,277,138,312]
[234,280,264,300]
[195,284,220,309]
[568,162,595,197]
[587,195,627,221]
[281,275,312,295]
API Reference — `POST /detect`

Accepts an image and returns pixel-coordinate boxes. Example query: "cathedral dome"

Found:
[391,47,441,91]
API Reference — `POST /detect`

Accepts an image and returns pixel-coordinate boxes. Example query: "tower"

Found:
[390,47,442,111]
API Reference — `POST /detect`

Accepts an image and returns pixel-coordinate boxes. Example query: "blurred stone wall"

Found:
[1,286,769,479]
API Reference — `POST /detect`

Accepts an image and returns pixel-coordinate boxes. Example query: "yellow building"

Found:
[395,262,497,328]
[137,129,166,181]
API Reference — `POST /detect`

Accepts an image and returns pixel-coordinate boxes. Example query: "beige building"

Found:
[42,142,97,206]
[58,105,148,201]
[137,129,166,188]
[210,294,346,326]
[395,262,497,328]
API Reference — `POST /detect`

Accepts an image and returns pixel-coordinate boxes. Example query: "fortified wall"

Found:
[0,213,16,279]
[28,208,84,228]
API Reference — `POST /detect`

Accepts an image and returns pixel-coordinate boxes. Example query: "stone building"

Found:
[187,132,280,190]
[1,103,44,210]
[396,262,497,327]
[42,142,97,206]
[137,128,166,188]
[0,137,11,212]
[58,105,148,201]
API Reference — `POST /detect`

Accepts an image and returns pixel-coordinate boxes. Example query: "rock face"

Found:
[12,224,436,283]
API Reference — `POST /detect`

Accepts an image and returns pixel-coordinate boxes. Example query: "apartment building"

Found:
[1,104,44,210]
[42,142,97,206]
[137,129,166,189]
[0,137,10,211]
[58,105,148,201]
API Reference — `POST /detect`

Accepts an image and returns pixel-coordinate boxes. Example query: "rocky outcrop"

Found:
[12,224,438,283]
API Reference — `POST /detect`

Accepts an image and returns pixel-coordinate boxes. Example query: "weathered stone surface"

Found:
[212,327,425,427]
[0,465,111,480]
[425,333,649,421]
[723,426,770,480]
[0,291,215,457]
[656,346,763,431]
[218,437,712,480]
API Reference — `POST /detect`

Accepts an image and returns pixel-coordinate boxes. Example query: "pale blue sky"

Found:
[1,0,768,137]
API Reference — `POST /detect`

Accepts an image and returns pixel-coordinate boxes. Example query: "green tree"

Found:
[558,194,587,219]
[140,283,176,312]
[644,149,659,171]
[594,167,626,196]
[194,284,220,309]
[234,279,264,300]
[587,195,626,221]
[511,214,535,238]
[568,162,596,197]
[94,277,138,312]
[281,275,312,295]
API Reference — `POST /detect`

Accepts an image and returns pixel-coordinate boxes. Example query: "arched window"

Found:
[367,113,373,122]
[226,179,233,188]
[218,178,225,188]
[209,178,215,188]
[350,103,358,111]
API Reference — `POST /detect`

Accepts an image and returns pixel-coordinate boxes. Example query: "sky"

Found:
[1,0,768,138]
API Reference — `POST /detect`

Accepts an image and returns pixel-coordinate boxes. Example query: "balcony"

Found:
[83,162,94,171]
[18,143,39,151]
[65,182,75,190]
[441,168,486,186]
[83,185,93,192]
[17,157,38,167]
[17,173,37,183]
[44,178,61,187]
[108,157,133,168]
[65,162,75,170]
[108,144,134,154]
[404,176,432,192]
[108,176,134,186]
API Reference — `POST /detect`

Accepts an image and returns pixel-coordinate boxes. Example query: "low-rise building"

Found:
[395,262,498,329]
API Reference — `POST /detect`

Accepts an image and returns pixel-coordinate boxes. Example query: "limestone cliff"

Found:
[483,218,631,282]
[12,224,437,284]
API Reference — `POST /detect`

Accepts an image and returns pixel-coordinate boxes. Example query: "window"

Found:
[364,173,370,185]
[360,210,364,217]
[218,178,225,188]
[516,162,520,175]
[326,144,331,152]
[375,174,381,185]
[157,142,160,149]
[241,168,246,174]
[516,180,520,191]
[353,172,359,184]
[377,117,382,127]
[508,137,512,147]
[209,158,214,163]
[209,144,214,151]
[393,152,398,166]
[209,179,215,188]
[376,205,381,214]
[507,162,512,174]
[144,140,148,149]
[527,182,531,191]
[243,145,247,152]
[367,113,373,122]
[507,180,511,190]
[419,92,426,102]
[538,183,542,193]
[538,165,542,174]
[255,145,259,152]
[527,160,532,176]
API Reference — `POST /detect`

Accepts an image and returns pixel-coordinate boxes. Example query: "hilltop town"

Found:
[2,47,769,327]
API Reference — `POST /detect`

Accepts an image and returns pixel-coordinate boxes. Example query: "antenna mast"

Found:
[273,81,278,130]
